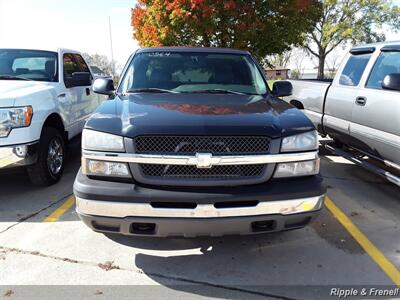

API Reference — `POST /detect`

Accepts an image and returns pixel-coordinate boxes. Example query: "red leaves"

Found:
[224,0,236,10]
[191,0,204,9]
[131,0,320,57]
[295,0,313,10]
[131,7,144,30]
[202,6,213,18]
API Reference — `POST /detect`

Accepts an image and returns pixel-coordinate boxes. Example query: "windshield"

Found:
[119,52,268,95]
[0,49,58,82]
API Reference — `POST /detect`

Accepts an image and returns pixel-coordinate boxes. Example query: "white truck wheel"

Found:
[27,127,66,186]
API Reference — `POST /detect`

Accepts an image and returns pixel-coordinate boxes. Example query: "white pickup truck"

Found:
[0,48,105,185]
[284,41,400,176]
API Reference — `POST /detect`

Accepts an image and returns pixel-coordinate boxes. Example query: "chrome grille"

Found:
[140,164,266,179]
[133,135,271,185]
[134,136,270,155]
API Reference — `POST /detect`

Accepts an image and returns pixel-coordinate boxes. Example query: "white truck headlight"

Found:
[82,129,125,152]
[82,158,130,177]
[281,131,318,152]
[0,106,33,138]
[274,159,320,178]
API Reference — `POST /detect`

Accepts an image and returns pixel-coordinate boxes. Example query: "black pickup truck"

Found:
[73,47,325,237]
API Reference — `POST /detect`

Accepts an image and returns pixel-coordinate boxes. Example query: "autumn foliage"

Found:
[131,0,321,58]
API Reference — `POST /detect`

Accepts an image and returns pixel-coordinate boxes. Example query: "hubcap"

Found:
[47,137,64,175]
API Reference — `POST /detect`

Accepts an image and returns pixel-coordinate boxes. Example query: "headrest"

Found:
[45,60,56,76]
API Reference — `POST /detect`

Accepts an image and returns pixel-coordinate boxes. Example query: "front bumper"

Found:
[78,210,322,237]
[0,142,39,169]
[74,170,326,237]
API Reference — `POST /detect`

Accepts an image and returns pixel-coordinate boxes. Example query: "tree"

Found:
[131,0,322,59]
[325,52,341,78]
[82,53,119,81]
[265,50,292,69]
[290,48,307,78]
[303,0,400,79]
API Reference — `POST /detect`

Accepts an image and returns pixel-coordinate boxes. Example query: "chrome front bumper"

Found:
[76,196,325,237]
[76,195,325,219]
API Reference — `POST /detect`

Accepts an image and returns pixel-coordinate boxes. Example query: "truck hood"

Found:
[85,93,315,139]
[0,80,51,107]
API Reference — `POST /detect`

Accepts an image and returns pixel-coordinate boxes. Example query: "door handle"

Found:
[86,88,90,96]
[355,96,367,106]
[57,93,70,104]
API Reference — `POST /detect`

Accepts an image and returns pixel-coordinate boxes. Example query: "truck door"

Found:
[62,53,83,138]
[62,53,94,138]
[350,47,400,165]
[323,51,372,145]
[71,53,99,130]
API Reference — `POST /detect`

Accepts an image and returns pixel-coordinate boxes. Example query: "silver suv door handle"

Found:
[355,96,367,106]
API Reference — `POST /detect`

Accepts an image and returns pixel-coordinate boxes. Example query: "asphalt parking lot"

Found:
[0,136,399,300]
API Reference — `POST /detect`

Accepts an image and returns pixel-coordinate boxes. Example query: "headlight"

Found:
[274,159,320,178]
[82,158,131,177]
[0,106,33,138]
[82,129,125,152]
[281,131,318,152]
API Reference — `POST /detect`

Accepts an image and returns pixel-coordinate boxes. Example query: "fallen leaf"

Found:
[4,290,14,297]
[63,258,78,263]
[98,261,119,271]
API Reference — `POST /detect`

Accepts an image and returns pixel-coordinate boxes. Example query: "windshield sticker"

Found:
[147,52,171,57]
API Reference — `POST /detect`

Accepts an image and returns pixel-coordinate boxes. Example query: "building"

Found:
[264,67,290,80]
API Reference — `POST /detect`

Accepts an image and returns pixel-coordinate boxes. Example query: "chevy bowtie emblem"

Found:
[194,153,213,169]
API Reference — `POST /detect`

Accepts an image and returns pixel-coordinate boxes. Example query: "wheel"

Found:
[27,127,66,186]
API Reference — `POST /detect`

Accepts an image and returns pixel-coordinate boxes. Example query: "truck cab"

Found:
[0,48,105,185]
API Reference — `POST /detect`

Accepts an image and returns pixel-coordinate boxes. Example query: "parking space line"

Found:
[325,196,400,287]
[43,195,75,222]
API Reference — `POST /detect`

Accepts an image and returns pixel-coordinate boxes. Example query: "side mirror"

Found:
[272,80,293,97]
[65,72,92,88]
[93,78,115,95]
[382,73,400,91]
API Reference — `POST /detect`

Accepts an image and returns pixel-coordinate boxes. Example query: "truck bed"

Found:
[285,79,332,130]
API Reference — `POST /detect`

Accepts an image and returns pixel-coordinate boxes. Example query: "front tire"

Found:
[27,127,66,186]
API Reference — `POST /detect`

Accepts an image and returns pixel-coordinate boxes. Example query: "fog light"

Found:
[279,196,324,215]
[14,145,28,157]
[83,159,130,177]
[274,159,320,178]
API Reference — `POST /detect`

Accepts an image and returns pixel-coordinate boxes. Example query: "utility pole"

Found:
[108,16,115,78]
[0,0,3,47]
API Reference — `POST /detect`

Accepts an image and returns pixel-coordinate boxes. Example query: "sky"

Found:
[0,0,399,72]
[0,0,139,69]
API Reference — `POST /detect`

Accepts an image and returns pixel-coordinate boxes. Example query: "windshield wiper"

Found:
[0,75,32,81]
[126,88,178,94]
[186,89,248,95]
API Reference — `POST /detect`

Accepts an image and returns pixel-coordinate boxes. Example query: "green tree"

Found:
[131,0,322,59]
[304,0,400,79]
